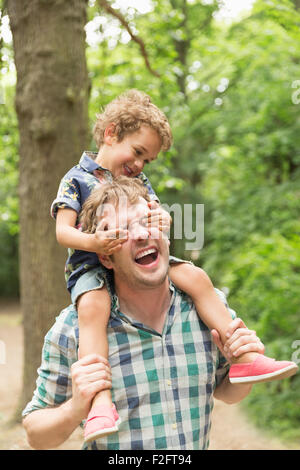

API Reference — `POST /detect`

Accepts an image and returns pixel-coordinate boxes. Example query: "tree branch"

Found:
[97,0,160,77]
[0,4,5,71]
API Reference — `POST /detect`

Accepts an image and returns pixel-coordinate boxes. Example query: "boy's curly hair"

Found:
[93,89,172,151]
[80,176,151,234]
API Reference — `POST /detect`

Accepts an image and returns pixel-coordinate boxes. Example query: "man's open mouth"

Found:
[134,248,159,266]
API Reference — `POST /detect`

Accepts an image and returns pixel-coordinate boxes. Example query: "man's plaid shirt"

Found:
[22,283,235,450]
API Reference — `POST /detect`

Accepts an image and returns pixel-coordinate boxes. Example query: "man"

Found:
[22,177,264,450]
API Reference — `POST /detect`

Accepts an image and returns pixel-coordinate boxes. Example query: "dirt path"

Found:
[0,301,296,450]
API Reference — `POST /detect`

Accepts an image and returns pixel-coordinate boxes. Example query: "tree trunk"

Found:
[7,0,89,414]
[293,0,300,10]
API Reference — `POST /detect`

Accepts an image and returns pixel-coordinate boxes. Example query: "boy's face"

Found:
[102,125,162,177]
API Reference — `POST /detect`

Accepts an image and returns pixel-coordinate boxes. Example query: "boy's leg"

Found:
[77,287,112,406]
[77,287,121,442]
[169,262,258,361]
[169,262,298,383]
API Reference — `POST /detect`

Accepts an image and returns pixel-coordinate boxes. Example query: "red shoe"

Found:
[229,355,298,385]
[84,404,121,443]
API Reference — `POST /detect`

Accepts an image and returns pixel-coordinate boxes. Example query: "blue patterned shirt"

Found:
[22,284,234,450]
[51,152,159,292]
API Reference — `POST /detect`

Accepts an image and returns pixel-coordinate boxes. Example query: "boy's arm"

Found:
[55,208,98,251]
[51,174,106,252]
[56,208,128,254]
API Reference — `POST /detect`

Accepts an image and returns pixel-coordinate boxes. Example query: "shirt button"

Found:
[172,423,177,430]
[167,380,171,386]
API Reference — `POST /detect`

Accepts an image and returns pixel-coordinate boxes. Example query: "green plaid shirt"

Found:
[22,283,234,450]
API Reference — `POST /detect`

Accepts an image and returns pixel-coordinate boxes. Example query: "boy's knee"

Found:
[77,288,111,320]
[171,263,214,293]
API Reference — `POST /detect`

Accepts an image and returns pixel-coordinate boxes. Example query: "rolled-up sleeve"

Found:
[22,309,78,418]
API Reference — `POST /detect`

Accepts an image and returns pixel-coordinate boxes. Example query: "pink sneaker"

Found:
[111,403,121,426]
[84,404,121,443]
[229,355,298,385]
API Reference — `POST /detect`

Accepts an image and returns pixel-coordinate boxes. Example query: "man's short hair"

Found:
[80,176,151,234]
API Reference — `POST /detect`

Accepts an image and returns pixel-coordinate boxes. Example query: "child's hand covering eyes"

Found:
[95,217,128,255]
[146,200,172,235]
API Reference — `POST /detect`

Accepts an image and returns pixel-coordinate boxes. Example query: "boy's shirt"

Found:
[51,151,159,292]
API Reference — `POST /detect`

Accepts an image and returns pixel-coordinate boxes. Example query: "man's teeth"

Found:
[135,248,156,260]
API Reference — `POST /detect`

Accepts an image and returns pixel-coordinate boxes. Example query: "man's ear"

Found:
[104,123,117,145]
[98,254,114,270]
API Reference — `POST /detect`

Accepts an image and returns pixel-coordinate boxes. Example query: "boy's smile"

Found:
[95,125,162,178]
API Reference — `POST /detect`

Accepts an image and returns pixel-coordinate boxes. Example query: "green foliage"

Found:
[223,232,300,440]
[197,2,300,441]
[0,83,19,296]
[0,6,19,296]
[222,233,300,341]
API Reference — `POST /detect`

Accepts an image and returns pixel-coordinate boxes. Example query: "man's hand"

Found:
[211,318,265,364]
[70,354,112,422]
[22,354,112,450]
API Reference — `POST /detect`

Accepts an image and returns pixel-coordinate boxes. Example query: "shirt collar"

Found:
[110,280,177,335]
[79,151,145,179]
[79,151,106,173]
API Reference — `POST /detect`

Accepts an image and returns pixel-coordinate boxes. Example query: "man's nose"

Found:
[130,223,149,240]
